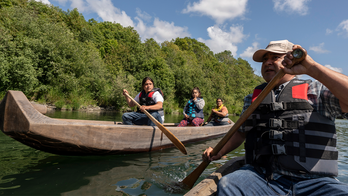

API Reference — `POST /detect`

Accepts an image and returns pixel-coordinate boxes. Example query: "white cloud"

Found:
[337,19,348,37]
[50,0,190,43]
[273,0,311,15]
[52,0,134,27]
[70,0,88,12]
[325,65,342,73]
[182,0,247,24]
[35,0,51,5]
[52,0,68,3]
[240,42,259,58]
[136,8,152,22]
[309,43,330,54]
[326,28,333,35]
[197,25,247,55]
[135,18,191,43]
[86,0,134,27]
[51,0,69,6]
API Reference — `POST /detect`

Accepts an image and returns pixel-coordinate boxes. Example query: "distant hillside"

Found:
[0,0,264,114]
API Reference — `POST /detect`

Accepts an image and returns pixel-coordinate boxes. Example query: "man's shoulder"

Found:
[307,79,329,95]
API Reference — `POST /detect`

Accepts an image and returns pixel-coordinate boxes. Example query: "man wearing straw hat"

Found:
[203,40,348,195]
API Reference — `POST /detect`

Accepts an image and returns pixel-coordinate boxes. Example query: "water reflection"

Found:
[336,119,348,183]
[1,111,347,196]
[0,132,243,196]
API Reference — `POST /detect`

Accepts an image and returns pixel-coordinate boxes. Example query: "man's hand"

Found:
[202,147,222,162]
[282,45,316,76]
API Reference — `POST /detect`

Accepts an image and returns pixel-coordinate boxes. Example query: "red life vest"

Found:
[137,88,164,116]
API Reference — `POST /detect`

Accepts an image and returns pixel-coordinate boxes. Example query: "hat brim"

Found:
[252,49,287,62]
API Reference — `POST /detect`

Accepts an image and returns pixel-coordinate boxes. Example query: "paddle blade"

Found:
[146,112,187,155]
[181,161,210,189]
[160,128,188,155]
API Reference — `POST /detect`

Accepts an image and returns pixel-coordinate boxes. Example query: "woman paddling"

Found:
[122,77,164,126]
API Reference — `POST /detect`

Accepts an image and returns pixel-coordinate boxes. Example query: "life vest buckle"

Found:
[270,102,286,111]
[141,98,147,105]
[272,144,287,155]
[269,118,283,128]
[269,130,284,141]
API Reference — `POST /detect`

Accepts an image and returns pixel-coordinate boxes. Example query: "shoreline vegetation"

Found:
[0,0,264,116]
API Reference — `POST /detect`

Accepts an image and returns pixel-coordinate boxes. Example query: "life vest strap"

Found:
[258,145,338,160]
[245,119,336,134]
[257,102,313,112]
[266,130,337,147]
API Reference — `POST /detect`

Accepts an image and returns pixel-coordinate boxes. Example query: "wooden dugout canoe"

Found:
[0,90,234,156]
[184,156,245,196]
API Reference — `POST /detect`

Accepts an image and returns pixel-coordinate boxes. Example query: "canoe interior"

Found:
[0,90,234,156]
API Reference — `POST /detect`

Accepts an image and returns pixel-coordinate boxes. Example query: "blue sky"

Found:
[36,0,348,78]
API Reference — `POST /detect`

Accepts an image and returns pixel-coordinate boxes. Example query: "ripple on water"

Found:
[336,119,348,183]
[2,116,348,195]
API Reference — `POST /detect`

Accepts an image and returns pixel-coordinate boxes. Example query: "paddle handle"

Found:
[181,48,307,189]
[124,93,188,155]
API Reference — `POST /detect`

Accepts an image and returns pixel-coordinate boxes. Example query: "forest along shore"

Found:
[0,0,264,117]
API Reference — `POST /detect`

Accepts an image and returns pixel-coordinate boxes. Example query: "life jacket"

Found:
[243,79,338,178]
[211,104,229,123]
[137,88,164,117]
[185,98,204,119]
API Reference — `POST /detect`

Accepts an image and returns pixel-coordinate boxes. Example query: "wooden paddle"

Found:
[180,48,307,189]
[124,93,188,155]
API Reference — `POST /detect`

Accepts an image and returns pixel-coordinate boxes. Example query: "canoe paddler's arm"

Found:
[214,106,228,117]
[309,65,348,112]
[203,131,245,162]
[123,89,136,107]
[140,101,163,112]
[282,45,348,113]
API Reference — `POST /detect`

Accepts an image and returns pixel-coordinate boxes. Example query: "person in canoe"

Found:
[203,40,348,195]
[177,87,205,127]
[122,77,164,126]
[204,98,230,126]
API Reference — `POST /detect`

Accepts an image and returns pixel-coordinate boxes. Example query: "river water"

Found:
[0,111,348,195]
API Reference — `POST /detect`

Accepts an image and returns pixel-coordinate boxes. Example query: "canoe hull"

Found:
[0,91,234,155]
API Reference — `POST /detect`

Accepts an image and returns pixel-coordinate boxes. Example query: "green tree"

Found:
[0,0,264,114]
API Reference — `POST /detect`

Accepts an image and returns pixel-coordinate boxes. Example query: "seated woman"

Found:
[122,77,164,126]
[205,98,230,126]
[177,87,205,127]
